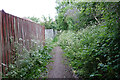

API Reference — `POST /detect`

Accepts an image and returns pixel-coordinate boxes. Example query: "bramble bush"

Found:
[58,24,120,80]
[4,39,53,79]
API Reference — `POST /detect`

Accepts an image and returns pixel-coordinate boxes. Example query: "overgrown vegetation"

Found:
[55,1,119,31]
[17,1,120,79]
[58,25,120,79]
[27,16,40,24]
[40,16,56,29]
[28,16,56,29]
[56,1,120,80]
[4,39,53,79]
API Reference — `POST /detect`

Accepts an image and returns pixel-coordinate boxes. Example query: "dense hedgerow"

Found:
[58,24,120,80]
[4,39,53,79]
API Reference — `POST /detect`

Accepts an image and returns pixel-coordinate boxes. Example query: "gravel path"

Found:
[47,46,74,78]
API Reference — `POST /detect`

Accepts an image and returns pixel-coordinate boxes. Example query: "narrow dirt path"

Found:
[47,46,74,78]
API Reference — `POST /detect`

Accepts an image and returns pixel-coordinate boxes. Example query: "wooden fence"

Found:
[0,10,45,77]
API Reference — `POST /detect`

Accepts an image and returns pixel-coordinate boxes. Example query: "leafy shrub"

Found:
[5,39,53,79]
[58,24,120,80]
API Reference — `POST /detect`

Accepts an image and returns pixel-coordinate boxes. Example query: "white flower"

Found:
[19,38,23,41]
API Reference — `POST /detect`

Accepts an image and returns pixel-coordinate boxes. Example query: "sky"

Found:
[0,0,57,21]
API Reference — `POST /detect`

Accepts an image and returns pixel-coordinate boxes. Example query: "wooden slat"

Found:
[2,11,6,75]
[6,13,11,67]
[4,13,8,73]
[8,14,12,63]
[0,10,2,79]
[9,15,13,63]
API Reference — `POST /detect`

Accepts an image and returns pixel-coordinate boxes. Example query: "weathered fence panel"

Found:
[0,10,45,77]
[45,29,57,40]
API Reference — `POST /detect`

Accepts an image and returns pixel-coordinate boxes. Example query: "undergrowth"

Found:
[58,24,120,80]
[4,39,53,79]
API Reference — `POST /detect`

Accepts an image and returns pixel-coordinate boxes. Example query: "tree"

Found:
[40,16,57,29]
[27,16,40,24]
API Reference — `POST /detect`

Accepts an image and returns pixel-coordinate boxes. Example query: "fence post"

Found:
[0,10,2,79]
[43,26,45,46]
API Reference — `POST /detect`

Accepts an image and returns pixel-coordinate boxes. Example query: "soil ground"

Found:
[47,46,74,78]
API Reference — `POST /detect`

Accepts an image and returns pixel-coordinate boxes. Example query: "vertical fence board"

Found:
[42,26,45,46]
[2,12,6,75]
[4,13,9,73]
[9,14,12,63]
[6,13,11,68]
[10,15,14,63]
[0,11,2,79]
